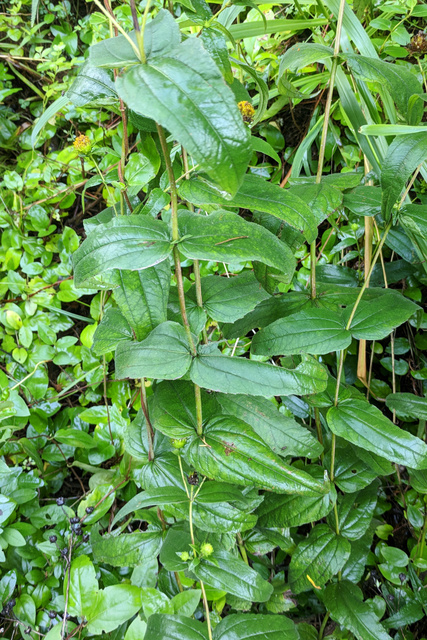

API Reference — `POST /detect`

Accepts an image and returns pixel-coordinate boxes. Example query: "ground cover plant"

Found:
[1,0,427,637]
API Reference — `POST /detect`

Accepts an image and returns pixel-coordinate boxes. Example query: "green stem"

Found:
[318,612,330,640]
[237,532,249,565]
[140,379,154,461]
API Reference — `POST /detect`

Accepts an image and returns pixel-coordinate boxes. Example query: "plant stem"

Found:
[318,612,330,640]
[140,379,154,460]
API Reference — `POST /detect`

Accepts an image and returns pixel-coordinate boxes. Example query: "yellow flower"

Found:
[238,101,255,123]
[73,134,91,156]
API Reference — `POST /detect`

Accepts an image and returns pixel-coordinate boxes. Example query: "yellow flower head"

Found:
[73,134,91,156]
[238,101,255,123]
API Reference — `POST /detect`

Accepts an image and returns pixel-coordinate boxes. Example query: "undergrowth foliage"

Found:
[1,0,427,638]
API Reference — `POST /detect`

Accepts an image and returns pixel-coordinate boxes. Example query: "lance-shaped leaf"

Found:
[213,614,298,640]
[327,399,427,470]
[111,262,170,341]
[92,308,133,355]
[323,581,392,640]
[112,486,189,525]
[385,392,427,420]
[279,42,334,75]
[344,292,419,340]
[116,39,251,197]
[400,204,427,276]
[288,524,351,594]
[190,345,328,398]
[115,321,191,380]
[145,614,208,640]
[217,393,322,458]
[185,416,328,496]
[88,10,180,68]
[251,308,352,356]
[193,550,273,602]
[179,175,317,242]
[179,210,296,282]
[380,132,427,220]
[73,215,172,287]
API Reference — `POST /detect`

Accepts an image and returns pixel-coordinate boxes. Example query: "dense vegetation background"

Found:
[1,0,427,638]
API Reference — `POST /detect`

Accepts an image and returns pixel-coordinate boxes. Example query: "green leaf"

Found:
[115,321,191,380]
[179,210,296,282]
[67,555,98,618]
[85,584,142,634]
[112,486,189,525]
[251,308,351,356]
[190,345,328,398]
[279,43,334,75]
[195,273,269,323]
[344,291,419,340]
[323,581,392,640]
[201,27,233,84]
[111,262,170,341]
[256,482,336,528]
[288,524,351,594]
[251,136,281,166]
[289,182,343,225]
[145,614,208,640]
[171,590,202,617]
[179,175,317,242]
[329,482,379,541]
[228,18,328,40]
[217,394,322,459]
[116,39,251,197]
[380,133,427,220]
[185,416,328,496]
[385,393,427,420]
[360,124,427,136]
[89,10,180,68]
[193,550,273,602]
[327,399,427,470]
[346,54,423,122]
[55,428,96,449]
[230,59,268,125]
[92,308,133,355]
[91,528,162,567]
[400,204,427,275]
[66,61,117,106]
[213,613,298,640]
[343,186,382,216]
[31,95,69,148]
[152,380,220,438]
[73,215,172,287]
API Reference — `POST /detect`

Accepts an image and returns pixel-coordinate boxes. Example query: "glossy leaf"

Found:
[279,43,334,75]
[115,321,191,380]
[92,308,133,355]
[251,308,351,356]
[85,584,142,634]
[66,61,116,106]
[329,482,379,541]
[193,550,273,602]
[179,174,317,242]
[344,291,419,340]
[195,272,269,323]
[67,555,98,618]
[288,524,351,594]
[112,486,189,525]
[73,215,172,287]
[145,614,208,640]
[91,529,162,567]
[116,39,251,197]
[385,392,427,420]
[201,27,233,84]
[190,344,328,398]
[327,399,427,470]
[323,581,392,640]
[217,393,323,459]
[213,613,298,640]
[380,133,427,220]
[184,416,328,496]
[111,262,171,341]
[179,210,296,281]
[256,484,336,528]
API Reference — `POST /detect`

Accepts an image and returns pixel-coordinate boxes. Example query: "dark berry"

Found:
[49,535,57,543]
[9,599,16,608]
[56,497,65,506]
[74,527,83,536]
[61,547,68,557]
[65,613,71,620]
[82,534,89,543]
[85,506,94,514]
[70,517,80,524]
[399,572,406,582]
[48,611,57,619]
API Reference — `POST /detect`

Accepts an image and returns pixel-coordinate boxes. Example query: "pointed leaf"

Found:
[196,273,269,323]
[193,550,273,602]
[213,613,298,640]
[185,416,328,496]
[116,39,251,197]
[345,291,419,340]
[85,584,142,634]
[73,215,172,287]
[385,392,427,420]
[179,210,296,281]
[179,175,317,242]
[323,581,392,640]
[68,556,98,618]
[112,486,189,525]
[327,399,427,470]
[111,262,170,341]
[279,43,334,75]
[66,61,116,106]
[256,484,336,528]
[380,133,427,220]
[190,345,328,398]
[289,524,351,594]
[115,321,191,380]
[251,308,352,356]
[145,614,208,640]
[92,308,133,355]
